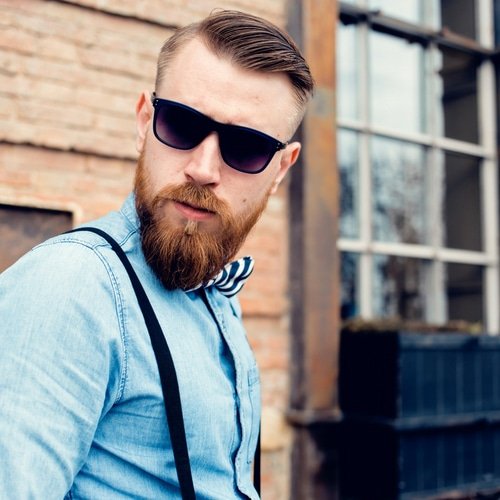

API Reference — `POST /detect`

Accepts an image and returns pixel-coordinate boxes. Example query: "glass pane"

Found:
[434,47,479,143]
[337,23,358,121]
[372,136,428,244]
[341,252,360,319]
[373,255,428,320]
[369,0,422,24]
[443,152,482,251]
[339,129,359,238]
[496,64,500,139]
[495,0,500,46]
[437,0,477,40]
[369,31,426,134]
[0,205,72,272]
[446,263,483,325]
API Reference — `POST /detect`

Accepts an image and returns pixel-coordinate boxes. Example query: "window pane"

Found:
[0,205,72,272]
[341,252,360,319]
[434,47,479,143]
[496,64,500,145]
[446,263,483,325]
[495,0,500,45]
[368,1,477,38]
[369,0,422,25]
[443,152,482,251]
[339,129,359,239]
[338,23,358,121]
[437,0,477,40]
[372,136,428,244]
[369,31,426,134]
[373,255,428,320]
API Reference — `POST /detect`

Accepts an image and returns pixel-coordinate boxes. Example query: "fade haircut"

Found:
[154,10,314,112]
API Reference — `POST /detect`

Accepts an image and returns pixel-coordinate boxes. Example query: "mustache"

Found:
[152,182,228,215]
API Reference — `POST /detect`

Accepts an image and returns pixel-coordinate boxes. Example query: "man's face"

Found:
[135,37,301,290]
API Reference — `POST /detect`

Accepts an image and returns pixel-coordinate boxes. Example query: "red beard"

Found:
[134,153,270,290]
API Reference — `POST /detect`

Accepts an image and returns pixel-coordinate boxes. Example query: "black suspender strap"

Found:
[254,428,261,494]
[69,227,196,500]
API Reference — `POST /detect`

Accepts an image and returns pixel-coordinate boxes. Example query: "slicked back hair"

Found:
[154,10,314,111]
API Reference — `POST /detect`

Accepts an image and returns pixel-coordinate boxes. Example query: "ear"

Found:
[269,141,302,194]
[136,91,153,153]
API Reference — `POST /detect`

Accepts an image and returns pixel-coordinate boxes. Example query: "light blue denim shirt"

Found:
[0,194,261,499]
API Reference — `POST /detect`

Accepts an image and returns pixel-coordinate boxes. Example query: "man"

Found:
[0,9,313,499]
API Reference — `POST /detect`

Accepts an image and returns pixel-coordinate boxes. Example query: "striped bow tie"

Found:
[187,256,254,297]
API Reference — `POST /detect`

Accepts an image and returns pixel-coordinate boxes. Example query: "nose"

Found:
[183,132,222,186]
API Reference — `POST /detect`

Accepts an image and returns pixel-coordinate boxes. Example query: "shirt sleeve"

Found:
[0,239,126,498]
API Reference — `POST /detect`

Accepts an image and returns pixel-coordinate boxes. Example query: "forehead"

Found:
[157,38,298,139]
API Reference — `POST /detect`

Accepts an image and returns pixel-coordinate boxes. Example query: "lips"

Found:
[181,200,214,213]
[173,200,216,221]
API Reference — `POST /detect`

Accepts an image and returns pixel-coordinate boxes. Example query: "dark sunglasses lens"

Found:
[155,103,208,149]
[220,128,276,173]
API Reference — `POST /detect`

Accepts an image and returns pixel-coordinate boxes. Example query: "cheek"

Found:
[227,179,273,218]
[142,141,188,186]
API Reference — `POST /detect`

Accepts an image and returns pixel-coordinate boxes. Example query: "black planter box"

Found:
[339,415,500,499]
[338,330,500,499]
[340,331,500,419]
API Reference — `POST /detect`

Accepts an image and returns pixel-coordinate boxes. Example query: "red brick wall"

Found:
[0,0,293,497]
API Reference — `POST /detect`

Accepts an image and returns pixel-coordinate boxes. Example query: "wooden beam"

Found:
[288,0,340,419]
[287,0,340,497]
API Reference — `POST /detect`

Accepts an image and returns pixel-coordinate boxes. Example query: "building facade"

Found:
[0,1,338,498]
[4,0,498,498]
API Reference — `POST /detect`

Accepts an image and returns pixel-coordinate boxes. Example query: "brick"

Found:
[0,26,34,55]
[94,114,135,136]
[0,1,167,155]
[246,317,289,370]
[0,95,16,118]
[74,88,138,116]
[262,406,291,451]
[38,35,80,63]
[78,45,156,79]
[17,78,75,104]
[0,169,32,188]
[68,0,284,27]
[0,144,134,220]
[261,447,291,500]
[18,100,94,129]
[260,369,289,408]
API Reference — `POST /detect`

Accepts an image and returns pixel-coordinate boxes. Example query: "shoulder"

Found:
[0,226,131,395]
[2,231,120,293]
[0,223,141,335]
[2,200,140,288]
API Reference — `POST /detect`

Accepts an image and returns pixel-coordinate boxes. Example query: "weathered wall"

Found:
[0,0,293,497]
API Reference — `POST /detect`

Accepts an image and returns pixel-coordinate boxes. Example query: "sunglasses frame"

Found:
[150,93,289,174]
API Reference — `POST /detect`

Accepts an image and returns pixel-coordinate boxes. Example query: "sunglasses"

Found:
[151,94,288,174]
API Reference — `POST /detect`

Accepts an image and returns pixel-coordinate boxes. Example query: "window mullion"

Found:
[480,111,499,333]
[477,0,494,49]
[425,39,445,324]
[432,261,447,324]
[358,19,373,319]
[477,0,499,332]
